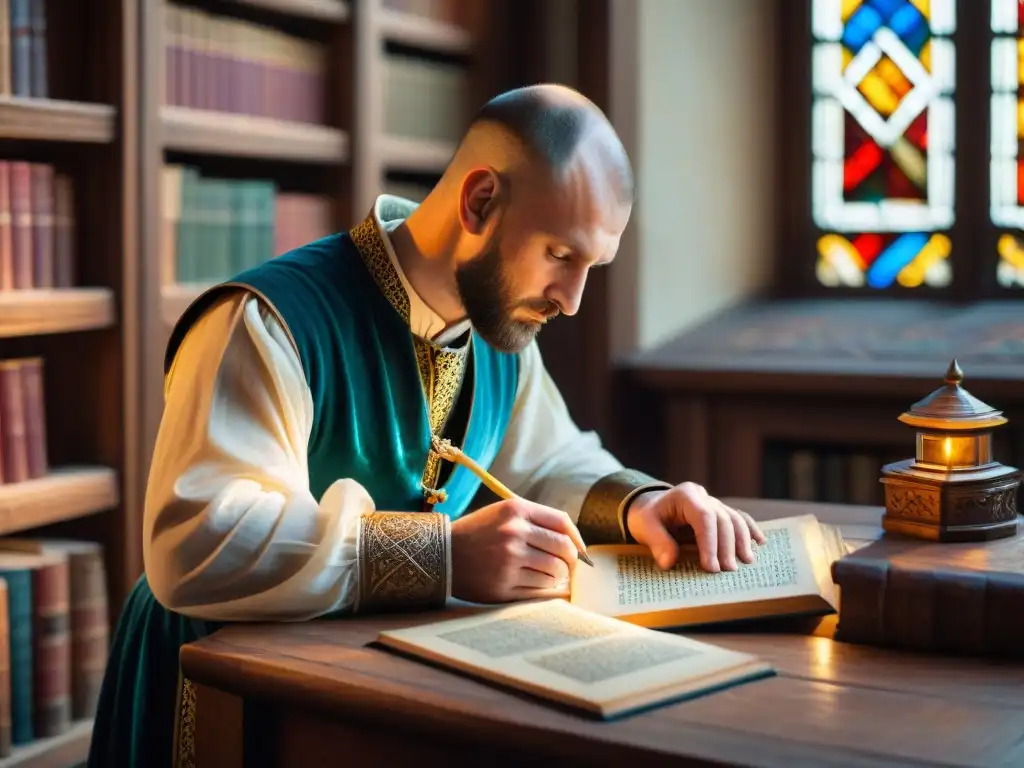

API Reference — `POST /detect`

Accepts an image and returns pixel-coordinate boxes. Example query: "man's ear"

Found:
[459,168,501,235]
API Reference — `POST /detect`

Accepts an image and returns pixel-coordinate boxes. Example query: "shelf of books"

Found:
[379,0,474,199]
[0,0,137,763]
[153,0,349,335]
[154,0,487,334]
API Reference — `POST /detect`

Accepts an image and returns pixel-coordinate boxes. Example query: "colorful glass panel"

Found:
[811,0,956,289]
[991,0,1024,287]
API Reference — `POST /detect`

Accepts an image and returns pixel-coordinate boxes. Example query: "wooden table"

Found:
[180,500,1024,767]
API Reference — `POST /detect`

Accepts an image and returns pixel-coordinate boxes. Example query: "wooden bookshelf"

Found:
[230,0,350,22]
[161,106,350,162]
[380,8,472,54]
[0,98,116,143]
[141,0,506,464]
[160,283,207,328]
[380,135,456,173]
[0,720,94,768]
[0,0,139,764]
[0,468,119,537]
[0,289,116,338]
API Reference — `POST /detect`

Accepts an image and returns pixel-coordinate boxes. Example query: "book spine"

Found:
[1,569,33,745]
[0,579,10,757]
[68,550,108,719]
[0,161,13,291]
[835,559,1024,659]
[932,569,988,655]
[879,567,936,651]
[29,164,53,288]
[983,573,1024,658]
[164,4,177,106]
[0,360,28,485]
[30,558,70,737]
[9,162,33,289]
[27,0,44,98]
[182,8,198,110]
[9,0,30,98]
[18,358,46,480]
[831,557,888,645]
[161,165,183,285]
[0,0,11,96]
[52,174,74,288]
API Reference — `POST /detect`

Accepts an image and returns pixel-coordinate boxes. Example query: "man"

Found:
[88,84,765,767]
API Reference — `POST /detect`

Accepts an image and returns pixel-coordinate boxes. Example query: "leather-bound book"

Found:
[0,554,38,746]
[832,527,1024,658]
[25,550,70,737]
[0,161,13,291]
[0,577,11,757]
[8,162,32,289]
[29,164,53,288]
[52,174,74,288]
[17,358,47,480]
[0,360,28,485]
[0,539,108,720]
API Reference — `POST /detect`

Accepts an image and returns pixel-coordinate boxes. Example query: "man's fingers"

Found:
[716,509,737,571]
[519,544,571,583]
[725,506,755,564]
[525,523,578,573]
[689,505,720,573]
[742,511,767,545]
[636,515,680,570]
[525,503,587,554]
[510,584,571,600]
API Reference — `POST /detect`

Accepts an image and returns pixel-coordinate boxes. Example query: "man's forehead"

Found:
[519,173,628,231]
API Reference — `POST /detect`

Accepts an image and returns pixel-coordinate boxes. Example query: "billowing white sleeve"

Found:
[488,340,624,522]
[143,290,374,622]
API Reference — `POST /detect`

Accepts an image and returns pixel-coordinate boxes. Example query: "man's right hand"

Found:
[449,498,585,603]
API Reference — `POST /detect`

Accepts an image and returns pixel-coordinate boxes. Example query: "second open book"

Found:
[570,514,847,628]
[377,515,847,719]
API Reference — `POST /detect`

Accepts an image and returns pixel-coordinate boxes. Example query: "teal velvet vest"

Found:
[165,229,519,519]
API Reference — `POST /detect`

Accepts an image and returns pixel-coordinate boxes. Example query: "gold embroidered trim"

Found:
[418,340,470,491]
[350,215,411,321]
[173,674,197,768]
[357,512,450,612]
[578,469,673,544]
[349,208,471,498]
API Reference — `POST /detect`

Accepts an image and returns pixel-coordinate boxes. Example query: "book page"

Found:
[571,515,837,618]
[378,599,769,713]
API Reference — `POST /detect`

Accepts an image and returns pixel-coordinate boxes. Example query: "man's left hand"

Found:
[626,483,766,573]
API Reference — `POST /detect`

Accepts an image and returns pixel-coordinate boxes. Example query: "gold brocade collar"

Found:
[349,198,472,505]
[348,196,472,351]
[349,203,417,324]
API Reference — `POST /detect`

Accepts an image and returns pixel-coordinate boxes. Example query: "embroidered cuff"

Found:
[578,469,673,544]
[356,512,451,613]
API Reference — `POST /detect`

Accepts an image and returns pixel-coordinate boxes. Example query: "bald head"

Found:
[447,84,634,205]
[406,84,633,353]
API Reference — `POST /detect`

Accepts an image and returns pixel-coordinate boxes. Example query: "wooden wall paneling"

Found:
[351,0,382,216]
[138,0,165,598]
[706,398,915,498]
[663,396,710,487]
[111,0,143,612]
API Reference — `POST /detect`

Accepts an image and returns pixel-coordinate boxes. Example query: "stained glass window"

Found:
[811,0,956,289]
[991,0,1024,287]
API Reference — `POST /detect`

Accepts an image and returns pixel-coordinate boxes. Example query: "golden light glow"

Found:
[916,432,990,469]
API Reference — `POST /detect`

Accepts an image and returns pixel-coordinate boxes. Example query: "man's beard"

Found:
[455,241,556,353]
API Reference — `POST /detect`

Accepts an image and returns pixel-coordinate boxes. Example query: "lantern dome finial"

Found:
[944,358,963,386]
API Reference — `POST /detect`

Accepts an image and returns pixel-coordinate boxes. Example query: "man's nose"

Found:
[547,270,588,317]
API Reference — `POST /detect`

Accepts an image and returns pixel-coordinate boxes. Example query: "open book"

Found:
[571,514,846,629]
[377,599,774,719]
